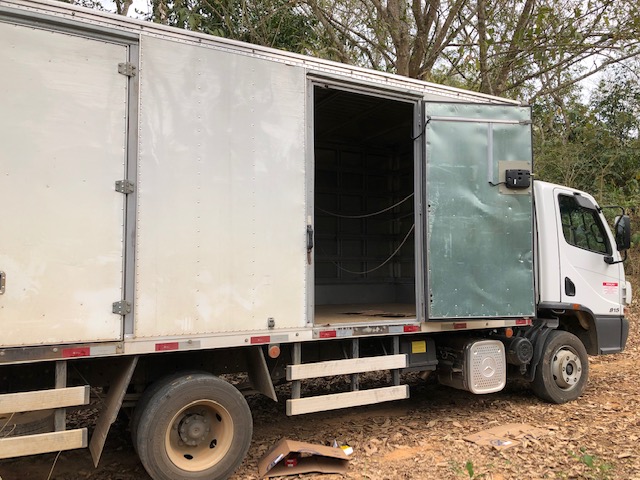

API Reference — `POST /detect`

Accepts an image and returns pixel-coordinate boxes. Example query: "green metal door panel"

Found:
[425,103,534,319]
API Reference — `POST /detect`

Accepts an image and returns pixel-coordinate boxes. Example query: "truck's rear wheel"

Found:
[134,372,252,480]
[131,371,187,453]
[532,330,588,404]
[0,409,54,436]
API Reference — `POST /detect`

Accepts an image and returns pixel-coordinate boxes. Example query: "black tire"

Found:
[532,330,589,404]
[131,371,191,453]
[0,410,54,437]
[134,373,252,480]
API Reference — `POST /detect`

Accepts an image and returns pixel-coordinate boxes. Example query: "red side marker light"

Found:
[319,330,337,338]
[250,336,270,344]
[62,347,90,358]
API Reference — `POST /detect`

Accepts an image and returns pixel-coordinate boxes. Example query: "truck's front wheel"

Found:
[134,372,252,480]
[531,330,589,404]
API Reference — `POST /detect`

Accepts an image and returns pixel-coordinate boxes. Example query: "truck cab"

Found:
[535,180,631,356]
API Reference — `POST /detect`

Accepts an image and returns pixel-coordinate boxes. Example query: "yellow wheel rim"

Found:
[165,399,234,472]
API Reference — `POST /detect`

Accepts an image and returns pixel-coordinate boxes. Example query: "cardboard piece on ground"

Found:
[258,438,350,478]
[464,423,549,450]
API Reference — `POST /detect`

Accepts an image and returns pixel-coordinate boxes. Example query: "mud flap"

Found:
[89,356,138,467]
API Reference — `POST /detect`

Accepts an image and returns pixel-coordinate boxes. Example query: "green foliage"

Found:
[448,459,486,479]
[569,447,614,480]
[143,0,320,54]
[533,67,640,209]
[533,64,640,271]
[464,460,475,478]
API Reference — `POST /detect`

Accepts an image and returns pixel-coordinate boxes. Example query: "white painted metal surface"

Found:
[536,181,626,314]
[0,22,127,346]
[134,35,307,337]
[534,181,562,303]
[553,186,624,316]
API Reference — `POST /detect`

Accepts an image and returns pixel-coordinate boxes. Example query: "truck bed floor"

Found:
[314,303,416,325]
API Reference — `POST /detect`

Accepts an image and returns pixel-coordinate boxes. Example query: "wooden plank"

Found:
[286,385,409,415]
[0,428,87,459]
[287,354,407,381]
[314,303,416,325]
[0,386,89,415]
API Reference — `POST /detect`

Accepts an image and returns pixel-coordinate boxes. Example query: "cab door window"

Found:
[558,194,611,254]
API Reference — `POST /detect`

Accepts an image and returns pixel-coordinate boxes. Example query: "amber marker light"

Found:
[268,344,281,358]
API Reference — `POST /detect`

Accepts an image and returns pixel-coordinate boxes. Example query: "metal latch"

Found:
[306,224,314,265]
[306,225,314,252]
[115,180,135,194]
[118,62,137,77]
[112,301,131,315]
[0,271,5,295]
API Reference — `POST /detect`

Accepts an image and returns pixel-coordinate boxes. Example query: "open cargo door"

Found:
[0,22,129,346]
[424,102,535,319]
[311,84,420,325]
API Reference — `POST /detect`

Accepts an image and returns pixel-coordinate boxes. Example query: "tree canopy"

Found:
[68,0,640,100]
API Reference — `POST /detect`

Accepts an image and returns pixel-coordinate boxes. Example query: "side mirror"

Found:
[614,215,631,251]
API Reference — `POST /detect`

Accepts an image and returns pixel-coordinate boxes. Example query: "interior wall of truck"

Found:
[313,85,417,324]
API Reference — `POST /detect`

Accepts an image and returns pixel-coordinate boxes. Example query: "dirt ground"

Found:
[1,299,639,480]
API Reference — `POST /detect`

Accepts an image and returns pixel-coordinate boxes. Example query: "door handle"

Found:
[0,271,5,295]
[307,224,314,252]
[565,277,576,297]
[307,225,314,265]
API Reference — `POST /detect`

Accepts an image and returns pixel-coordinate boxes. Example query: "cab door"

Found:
[554,188,624,316]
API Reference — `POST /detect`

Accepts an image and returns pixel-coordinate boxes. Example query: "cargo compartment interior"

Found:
[313,86,417,324]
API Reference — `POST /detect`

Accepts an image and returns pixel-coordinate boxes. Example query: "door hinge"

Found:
[115,180,135,194]
[118,62,137,77]
[112,301,132,315]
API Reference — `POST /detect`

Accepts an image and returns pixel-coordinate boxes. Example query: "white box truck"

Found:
[0,1,632,479]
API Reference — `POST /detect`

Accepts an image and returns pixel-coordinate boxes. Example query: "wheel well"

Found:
[126,346,277,403]
[557,311,598,355]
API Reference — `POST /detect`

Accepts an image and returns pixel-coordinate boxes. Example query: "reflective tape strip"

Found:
[250,336,271,344]
[319,330,337,339]
[62,347,90,358]
[155,342,179,351]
